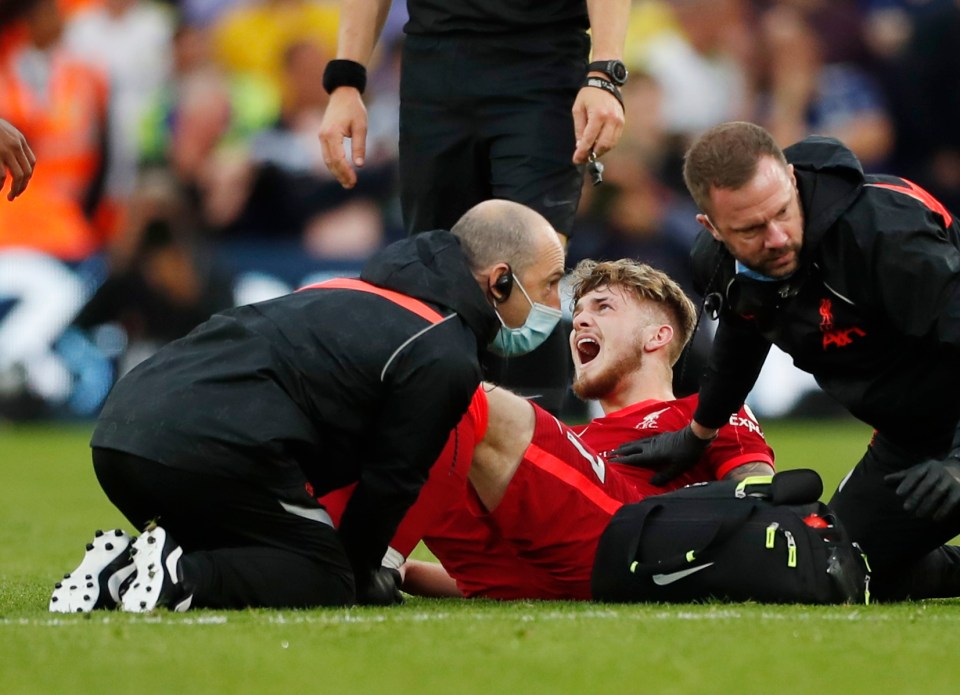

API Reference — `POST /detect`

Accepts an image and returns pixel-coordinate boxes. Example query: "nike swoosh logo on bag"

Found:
[651,562,715,585]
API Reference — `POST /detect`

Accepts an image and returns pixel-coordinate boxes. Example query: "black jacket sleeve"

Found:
[694,314,772,429]
[336,320,480,577]
[689,232,772,429]
[867,216,960,347]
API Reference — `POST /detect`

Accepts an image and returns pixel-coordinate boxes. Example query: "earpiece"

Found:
[492,267,514,301]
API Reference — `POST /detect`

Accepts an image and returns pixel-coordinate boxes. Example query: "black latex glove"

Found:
[356,567,404,606]
[610,425,715,486]
[885,457,960,522]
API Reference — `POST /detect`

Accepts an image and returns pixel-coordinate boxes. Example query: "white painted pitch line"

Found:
[4,606,959,628]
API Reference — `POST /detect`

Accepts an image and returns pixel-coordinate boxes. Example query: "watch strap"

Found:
[582,77,624,111]
[587,60,627,85]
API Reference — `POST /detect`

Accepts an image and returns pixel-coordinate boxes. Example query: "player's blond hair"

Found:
[571,259,697,364]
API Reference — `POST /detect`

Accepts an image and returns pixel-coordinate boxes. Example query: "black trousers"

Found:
[399,29,589,236]
[93,448,355,608]
[828,433,960,600]
[399,31,590,414]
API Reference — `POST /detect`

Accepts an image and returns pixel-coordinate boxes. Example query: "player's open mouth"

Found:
[577,337,600,365]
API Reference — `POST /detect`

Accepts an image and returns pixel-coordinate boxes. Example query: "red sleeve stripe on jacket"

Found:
[867,179,954,227]
[299,277,445,324]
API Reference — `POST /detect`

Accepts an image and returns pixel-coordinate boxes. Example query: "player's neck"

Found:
[598,363,675,414]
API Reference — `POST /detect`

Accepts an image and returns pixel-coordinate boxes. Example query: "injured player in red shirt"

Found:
[322,260,775,600]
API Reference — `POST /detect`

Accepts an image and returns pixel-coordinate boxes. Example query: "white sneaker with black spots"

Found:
[120,526,192,613]
[49,529,136,613]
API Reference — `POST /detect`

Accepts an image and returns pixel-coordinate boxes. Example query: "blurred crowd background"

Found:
[1,0,957,421]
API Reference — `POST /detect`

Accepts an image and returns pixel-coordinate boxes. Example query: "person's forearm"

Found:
[401,560,464,598]
[722,461,776,481]
[336,0,393,65]
[694,318,771,429]
[586,0,629,60]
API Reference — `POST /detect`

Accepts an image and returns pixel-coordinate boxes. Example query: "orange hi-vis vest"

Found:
[0,43,109,260]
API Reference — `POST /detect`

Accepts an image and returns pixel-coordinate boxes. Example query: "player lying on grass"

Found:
[323,259,776,600]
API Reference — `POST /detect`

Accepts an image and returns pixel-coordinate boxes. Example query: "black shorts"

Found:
[399,30,589,236]
[93,447,354,607]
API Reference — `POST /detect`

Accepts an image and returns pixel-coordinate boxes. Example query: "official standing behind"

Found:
[614,121,960,599]
[319,0,628,240]
[0,118,35,200]
[318,0,629,414]
[51,200,566,612]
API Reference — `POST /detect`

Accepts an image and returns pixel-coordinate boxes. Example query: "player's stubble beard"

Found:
[572,329,645,402]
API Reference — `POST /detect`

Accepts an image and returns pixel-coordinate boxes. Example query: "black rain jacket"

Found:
[92,231,500,574]
[691,136,960,458]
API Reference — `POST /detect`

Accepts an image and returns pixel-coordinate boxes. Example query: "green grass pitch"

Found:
[2,418,958,694]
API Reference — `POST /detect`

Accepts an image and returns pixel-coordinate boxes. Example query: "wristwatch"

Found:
[587,59,628,86]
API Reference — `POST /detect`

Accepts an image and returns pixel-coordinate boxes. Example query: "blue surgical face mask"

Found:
[488,274,562,357]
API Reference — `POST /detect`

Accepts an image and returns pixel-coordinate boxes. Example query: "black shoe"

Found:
[49,529,135,613]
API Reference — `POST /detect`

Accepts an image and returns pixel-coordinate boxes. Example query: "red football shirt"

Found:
[323,391,773,599]
[574,394,774,495]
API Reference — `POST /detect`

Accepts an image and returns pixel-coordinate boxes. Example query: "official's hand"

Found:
[571,85,624,165]
[356,567,404,606]
[885,457,960,522]
[611,425,714,486]
[317,87,367,189]
[0,119,36,201]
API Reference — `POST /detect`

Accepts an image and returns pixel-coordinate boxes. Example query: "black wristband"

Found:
[323,59,367,95]
[582,76,624,111]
